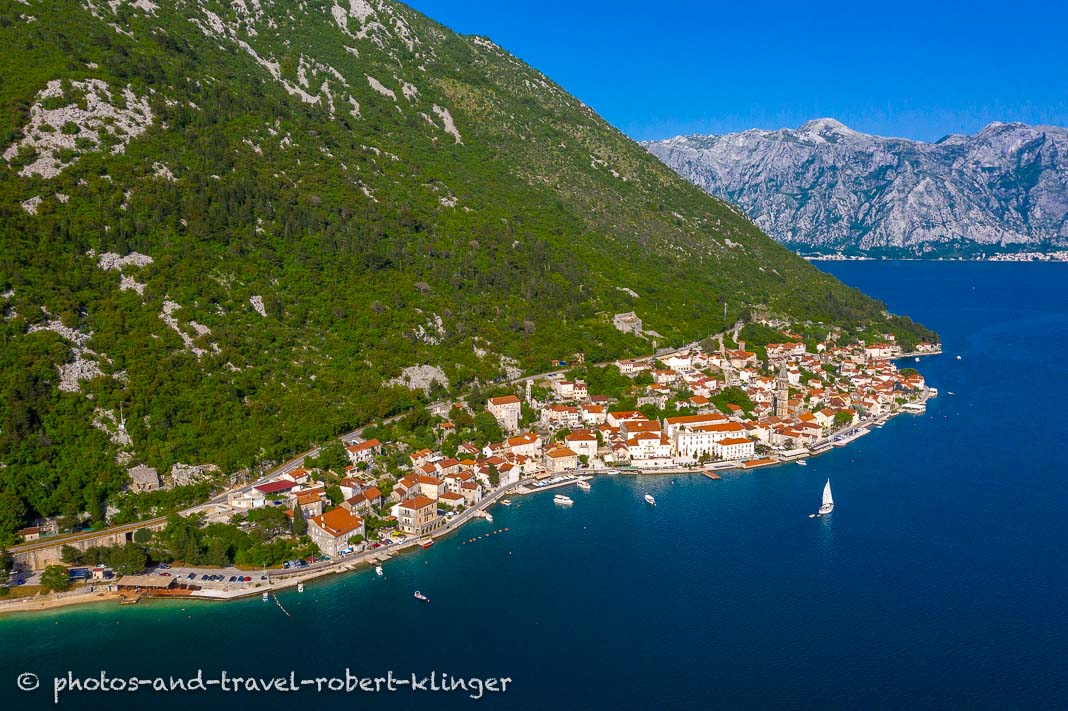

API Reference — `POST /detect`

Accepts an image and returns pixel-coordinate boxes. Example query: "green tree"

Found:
[487,464,500,487]
[474,412,503,445]
[40,565,71,594]
[109,543,148,576]
[833,411,853,429]
[205,537,230,567]
[133,528,153,545]
[292,506,307,536]
[0,549,11,585]
[61,545,82,564]
[0,492,27,545]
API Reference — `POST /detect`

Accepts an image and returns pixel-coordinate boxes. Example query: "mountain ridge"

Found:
[643,119,1068,257]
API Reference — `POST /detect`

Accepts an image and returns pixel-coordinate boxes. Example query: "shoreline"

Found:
[1,355,941,619]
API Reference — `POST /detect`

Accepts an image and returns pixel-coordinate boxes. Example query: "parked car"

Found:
[158,563,171,569]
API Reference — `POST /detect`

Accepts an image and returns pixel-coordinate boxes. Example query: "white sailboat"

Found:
[810,479,834,518]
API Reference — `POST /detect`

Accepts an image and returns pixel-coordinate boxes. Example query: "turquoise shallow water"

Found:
[2,261,1067,710]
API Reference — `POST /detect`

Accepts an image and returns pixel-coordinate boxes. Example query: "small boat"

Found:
[576,480,591,491]
[914,357,920,362]
[501,499,512,506]
[796,460,808,466]
[419,537,434,549]
[375,566,383,577]
[553,494,573,506]
[262,592,269,601]
[810,479,834,518]
[297,583,304,593]
[485,513,494,524]
[644,493,656,506]
[413,591,430,602]
[956,355,962,360]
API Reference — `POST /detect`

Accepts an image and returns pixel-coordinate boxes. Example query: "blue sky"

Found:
[405,0,1068,142]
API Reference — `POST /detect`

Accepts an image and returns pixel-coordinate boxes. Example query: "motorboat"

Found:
[644,493,656,506]
[501,499,512,506]
[375,566,383,577]
[576,480,592,491]
[297,582,304,593]
[553,494,574,506]
[414,591,430,602]
[485,513,494,524]
[419,538,434,549]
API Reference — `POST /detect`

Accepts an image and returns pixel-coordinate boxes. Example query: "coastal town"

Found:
[1,320,939,611]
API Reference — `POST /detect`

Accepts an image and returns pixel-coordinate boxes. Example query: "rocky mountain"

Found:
[643,119,1068,257]
[0,0,934,538]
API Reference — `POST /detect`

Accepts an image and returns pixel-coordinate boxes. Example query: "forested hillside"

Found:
[0,0,935,541]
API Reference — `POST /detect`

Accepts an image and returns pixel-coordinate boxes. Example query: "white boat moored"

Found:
[375,565,383,577]
[577,480,592,491]
[553,494,574,506]
[644,493,656,506]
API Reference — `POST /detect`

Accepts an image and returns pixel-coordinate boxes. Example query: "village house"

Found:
[607,410,647,428]
[766,342,807,361]
[394,495,440,535]
[544,445,579,473]
[487,395,522,433]
[308,508,365,557]
[408,448,435,469]
[564,429,598,460]
[626,431,673,467]
[506,432,543,458]
[616,358,651,376]
[295,489,325,518]
[439,491,466,510]
[580,403,607,426]
[541,404,582,429]
[345,438,382,465]
[714,437,755,461]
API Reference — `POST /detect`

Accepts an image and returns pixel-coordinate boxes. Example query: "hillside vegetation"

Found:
[0,0,935,541]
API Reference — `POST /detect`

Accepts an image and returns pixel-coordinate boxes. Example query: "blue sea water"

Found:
[2,261,1067,710]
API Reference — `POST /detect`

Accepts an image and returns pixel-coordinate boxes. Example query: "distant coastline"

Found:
[805,251,1068,263]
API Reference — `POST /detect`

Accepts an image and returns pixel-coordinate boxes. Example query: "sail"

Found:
[822,480,833,506]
